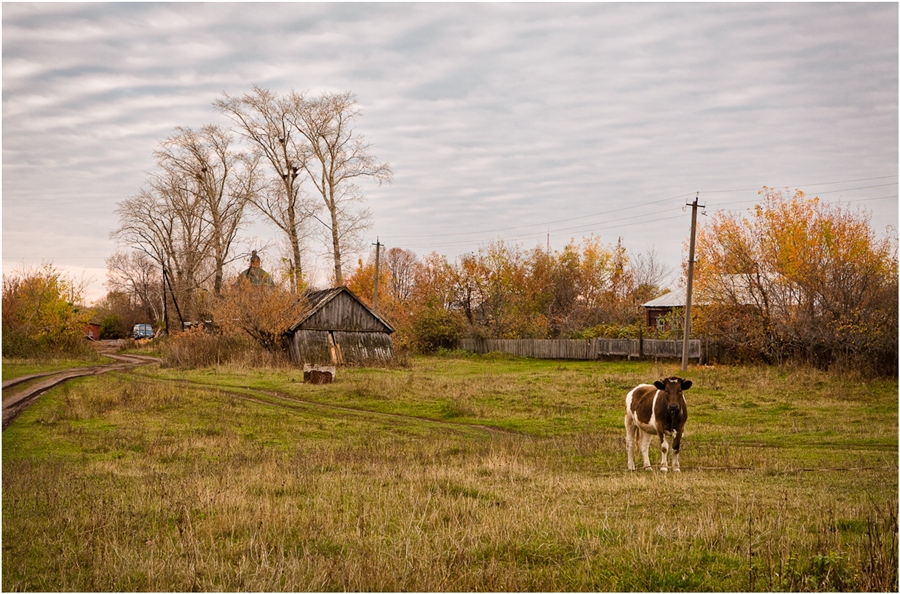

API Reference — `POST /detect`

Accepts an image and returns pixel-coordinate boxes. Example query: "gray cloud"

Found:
[3,2,897,299]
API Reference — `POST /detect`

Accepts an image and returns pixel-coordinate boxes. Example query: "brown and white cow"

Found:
[624,377,690,472]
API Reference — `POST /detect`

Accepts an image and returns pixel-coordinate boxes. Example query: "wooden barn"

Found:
[286,286,395,366]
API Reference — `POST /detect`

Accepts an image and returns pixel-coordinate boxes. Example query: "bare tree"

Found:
[384,247,418,303]
[213,275,308,353]
[214,86,316,292]
[112,175,211,329]
[105,251,163,323]
[154,125,252,295]
[286,91,392,285]
[629,246,674,304]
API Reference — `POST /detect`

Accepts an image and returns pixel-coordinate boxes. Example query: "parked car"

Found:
[132,324,154,340]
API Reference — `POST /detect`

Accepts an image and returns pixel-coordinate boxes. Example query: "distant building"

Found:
[84,322,101,341]
[240,250,273,286]
[286,286,395,366]
[643,276,758,332]
[642,291,685,332]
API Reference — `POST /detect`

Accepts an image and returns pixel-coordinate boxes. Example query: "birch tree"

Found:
[214,86,316,292]
[287,91,392,285]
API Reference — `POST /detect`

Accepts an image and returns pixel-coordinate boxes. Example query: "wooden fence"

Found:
[456,337,703,361]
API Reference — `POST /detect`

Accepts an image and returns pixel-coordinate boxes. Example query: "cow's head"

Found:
[653,376,691,419]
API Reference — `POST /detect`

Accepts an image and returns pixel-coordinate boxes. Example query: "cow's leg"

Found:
[671,429,681,472]
[625,413,636,471]
[638,430,653,470]
[658,431,670,472]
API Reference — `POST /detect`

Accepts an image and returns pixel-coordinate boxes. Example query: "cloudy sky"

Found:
[3,2,898,302]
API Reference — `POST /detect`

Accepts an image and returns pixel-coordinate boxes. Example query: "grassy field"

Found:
[2,353,897,591]
[1,356,107,384]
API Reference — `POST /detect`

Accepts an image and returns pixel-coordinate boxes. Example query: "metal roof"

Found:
[642,291,684,308]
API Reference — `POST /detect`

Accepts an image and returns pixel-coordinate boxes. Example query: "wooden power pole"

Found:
[372,238,382,313]
[682,194,703,372]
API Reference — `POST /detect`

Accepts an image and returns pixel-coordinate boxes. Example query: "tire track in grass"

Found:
[2,354,161,430]
[120,372,522,438]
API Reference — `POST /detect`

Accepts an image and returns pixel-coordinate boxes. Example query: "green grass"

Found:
[3,354,897,591]
[2,356,107,382]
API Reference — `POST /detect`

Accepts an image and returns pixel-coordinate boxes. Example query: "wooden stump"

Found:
[303,364,336,384]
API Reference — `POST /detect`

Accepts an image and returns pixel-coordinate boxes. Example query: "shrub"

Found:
[159,326,290,369]
[575,322,649,340]
[2,264,93,358]
[411,306,465,354]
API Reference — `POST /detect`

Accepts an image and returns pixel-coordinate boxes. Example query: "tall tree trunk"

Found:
[331,206,343,286]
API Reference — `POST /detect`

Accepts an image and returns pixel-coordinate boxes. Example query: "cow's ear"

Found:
[654,380,666,390]
[681,380,692,391]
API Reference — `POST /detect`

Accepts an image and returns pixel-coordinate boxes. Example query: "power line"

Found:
[699,174,898,194]
[378,173,897,253]
[710,192,898,209]
[394,210,686,251]
[383,192,694,240]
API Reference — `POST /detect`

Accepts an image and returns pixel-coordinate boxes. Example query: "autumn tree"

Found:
[408,252,466,352]
[342,237,674,351]
[213,275,308,353]
[694,187,898,373]
[92,290,146,339]
[2,264,93,357]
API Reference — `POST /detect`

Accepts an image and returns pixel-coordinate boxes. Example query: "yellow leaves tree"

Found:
[212,275,308,352]
[695,187,897,373]
[2,264,93,357]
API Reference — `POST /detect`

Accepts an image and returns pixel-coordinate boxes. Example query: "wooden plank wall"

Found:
[456,338,702,361]
[290,329,395,365]
[333,331,394,364]
[301,292,387,332]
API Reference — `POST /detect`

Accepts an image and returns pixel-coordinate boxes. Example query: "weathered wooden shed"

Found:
[287,286,395,366]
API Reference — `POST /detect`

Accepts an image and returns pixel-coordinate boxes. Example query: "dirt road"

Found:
[2,345,160,430]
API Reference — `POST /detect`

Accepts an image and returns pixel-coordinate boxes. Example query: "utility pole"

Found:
[162,266,169,336]
[372,238,382,313]
[163,266,185,333]
[682,193,703,372]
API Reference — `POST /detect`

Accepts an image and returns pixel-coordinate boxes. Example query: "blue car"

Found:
[133,324,154,340]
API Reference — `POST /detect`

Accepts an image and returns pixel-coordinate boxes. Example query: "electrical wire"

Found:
[384,192,695,239]
[698,174,898,194]
[377,174,896,253]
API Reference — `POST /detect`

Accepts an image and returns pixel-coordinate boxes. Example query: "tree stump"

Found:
[303,364,335,384]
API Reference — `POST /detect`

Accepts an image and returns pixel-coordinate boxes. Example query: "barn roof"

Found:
[288,286,395,334]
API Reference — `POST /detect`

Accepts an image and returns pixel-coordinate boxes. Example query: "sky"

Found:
[3,2,898,303]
